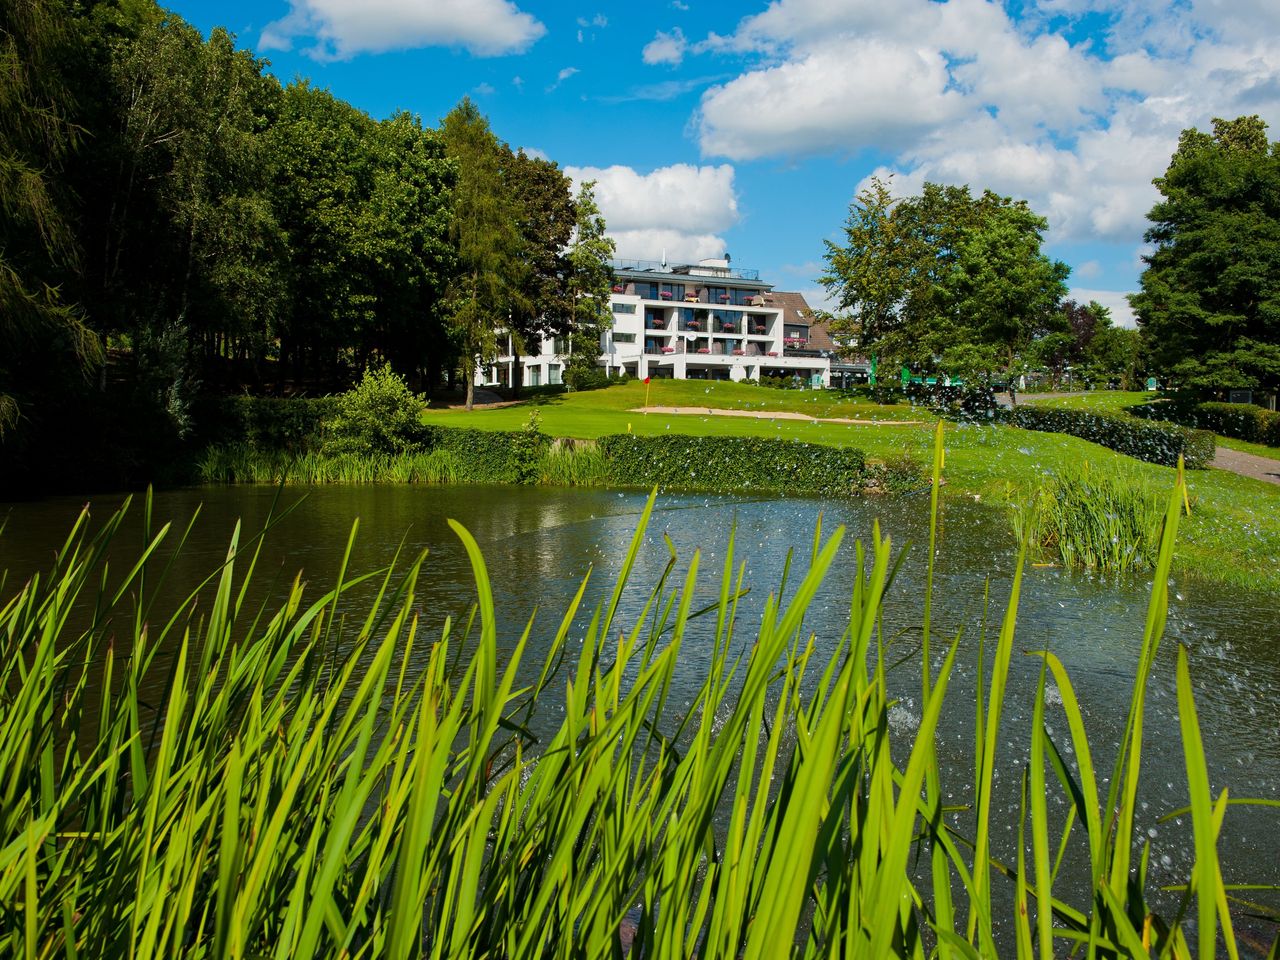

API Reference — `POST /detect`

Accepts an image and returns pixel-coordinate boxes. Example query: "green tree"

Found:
[0,0,101,434]
[565,180,616,383]
[821,178,1067,372]
[503,147,574,394]
[441,98,526,410]
[1130,115,1280,393]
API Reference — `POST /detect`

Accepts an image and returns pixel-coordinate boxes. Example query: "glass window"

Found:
[613,332,636,344]
[637,282,659,300]
[528,366,541,387]
[549,364,561,385]
[660,282,685,300]
[612,302,636,314]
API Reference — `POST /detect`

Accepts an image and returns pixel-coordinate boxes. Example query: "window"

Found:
[552,337,568,355]
[612,332,636,344]
[637,282,660,300]
[528,366,541,387]
[660,282,685,300]
[549,364,561,385]
[612,302,636,314]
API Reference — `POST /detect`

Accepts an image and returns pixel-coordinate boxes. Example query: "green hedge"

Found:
[596,434,867,494]
[1005,405,1215,468]
[1174,401,1280,447]
[420,425,547,484]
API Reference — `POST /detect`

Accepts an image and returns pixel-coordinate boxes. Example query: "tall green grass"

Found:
[1010,460,1169,573]
[2,434,1276,957]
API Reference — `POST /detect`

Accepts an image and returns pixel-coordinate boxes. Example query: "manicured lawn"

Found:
[1020,390,1163,414]
[422,382,1280,592]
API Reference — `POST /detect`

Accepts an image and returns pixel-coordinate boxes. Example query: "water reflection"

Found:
[2,483,1278,934]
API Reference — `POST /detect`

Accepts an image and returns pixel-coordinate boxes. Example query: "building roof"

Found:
[768,291,838,352]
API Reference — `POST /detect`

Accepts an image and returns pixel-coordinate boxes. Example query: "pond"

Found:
[3,483,1278,942]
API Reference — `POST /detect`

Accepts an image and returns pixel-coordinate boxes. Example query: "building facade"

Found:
[480,257,837,388]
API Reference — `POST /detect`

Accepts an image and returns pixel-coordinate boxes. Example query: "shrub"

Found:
[321,364,426,457]
[1184,401,1280,447]
[596,434,867,494]
[195,395,336,452]
[419,421,548,484]
[866,451,927,493]
[1005,405,1215,468]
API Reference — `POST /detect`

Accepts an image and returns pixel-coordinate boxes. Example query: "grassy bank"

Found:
[416,382,1280,592]
[4,452,1276,957]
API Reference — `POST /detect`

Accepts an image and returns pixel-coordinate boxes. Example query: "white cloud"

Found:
[672,1,689,10]
[1070,288,1138,328]
[643,28,688,66]
[547,66,579,91]
[686,0,1280,254]
[474,82,495,95]
[577,14,608,28]
[260,0,544,59]
[563,163,740,262]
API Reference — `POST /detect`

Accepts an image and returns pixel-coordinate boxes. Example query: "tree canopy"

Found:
[820,178,1069,376]
[1130,115,1280,393]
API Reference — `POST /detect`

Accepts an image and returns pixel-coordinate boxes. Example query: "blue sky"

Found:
[170,0,1280,326]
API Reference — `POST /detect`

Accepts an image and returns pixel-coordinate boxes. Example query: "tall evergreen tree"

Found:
[1130,115,1280,393]
[441,98,525,410]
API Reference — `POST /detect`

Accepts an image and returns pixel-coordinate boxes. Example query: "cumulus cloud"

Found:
[260,0,544,60]
[686,0,1280,249]
[643,28,688,66]
[562,163,740,262]
[547,66,579,91]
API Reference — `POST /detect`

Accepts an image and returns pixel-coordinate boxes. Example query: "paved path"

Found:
[1210,446,1280,485]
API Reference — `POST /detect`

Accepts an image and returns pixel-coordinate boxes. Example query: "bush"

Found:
[596,434,868,494]
[420,419,548,484]
[195,395,336,452]
[1005,405,1215,468]
[321,364,426,457]
[1181,401,1280,447]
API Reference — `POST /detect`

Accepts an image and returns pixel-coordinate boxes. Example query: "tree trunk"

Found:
[465,364,474,411]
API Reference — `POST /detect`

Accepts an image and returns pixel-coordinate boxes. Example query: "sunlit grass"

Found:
[4,434,1276,957]
[416,384,1280,593]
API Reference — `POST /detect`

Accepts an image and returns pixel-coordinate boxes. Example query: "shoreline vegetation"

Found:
[184,374,1280,593]
[3,435,1276,957]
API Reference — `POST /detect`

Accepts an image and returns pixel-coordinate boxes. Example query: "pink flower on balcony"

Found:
[732,349,745,356]
[718,294,730,302]
[686,321,700,331]
[662,346,676,353]
[611,285,624,293]
[660,291,673,299]
[767,351,779,357]
[697,348,711,354]
[722,322,735,332]
[651,320,665,329]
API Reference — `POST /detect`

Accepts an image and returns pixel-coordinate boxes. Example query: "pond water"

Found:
[3,484,1278,941]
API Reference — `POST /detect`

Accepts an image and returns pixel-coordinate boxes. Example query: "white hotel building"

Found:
[481,257,834,388]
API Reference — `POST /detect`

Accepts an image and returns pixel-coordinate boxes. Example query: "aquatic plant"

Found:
[2,430,1275,957]
[1010,460,1169,572]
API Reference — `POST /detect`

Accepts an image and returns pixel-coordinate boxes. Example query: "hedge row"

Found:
[1132,400,1280,448]
[1005,405,1215,468]
[596,434,868,495]
[419,425,547,484]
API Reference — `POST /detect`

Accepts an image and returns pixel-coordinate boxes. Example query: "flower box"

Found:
[611,285,624,293]
[660,291,673,300]
[697,348,710,354]
[718,294,730,302]
[662,346,676,353]
[732,349,745,356]
[722,323,735,332]
[650,321,665,329]
[767,351,779,357]
[686,322,700,331]
[684,293,699,302]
